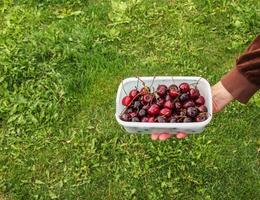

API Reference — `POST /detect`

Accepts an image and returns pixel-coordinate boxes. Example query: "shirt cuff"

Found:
[221,67,259,103]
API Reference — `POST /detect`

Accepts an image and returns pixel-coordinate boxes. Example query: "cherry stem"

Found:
[190,77,203,89]
[149,76,156,88]
[171,76,175,85]
[196,77,202,87]
[136,77,139,89]
[176,115,185,119]
[121,80,127,96]
[173,95,181,103]
[136,76,146,87]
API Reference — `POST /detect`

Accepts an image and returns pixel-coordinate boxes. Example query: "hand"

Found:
[151,81,234,141]
[151,132,187,140]
[211,81,234,113]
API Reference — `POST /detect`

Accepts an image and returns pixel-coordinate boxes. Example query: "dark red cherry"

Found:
[148,116,155,122]
[156,97,165,108]
[156,85,167,97]
[165,94,172,101]
[132,117,140,122]
[198,105,208,113]
[147,104,160,116]
[142,104,150,110]
[133,100,142,109]
[141,117,149,122]
[125,108,133,114]
[138,109,147,118]
[183,100,195,108]
[195,96,205,106]
[120,114,130,121]
[156,116,167,123]
[122,96,132,106]
[189,88,200,99]
[169,116,177,123]
[175,102,182,110]
[129,89,139,98]
[142,94,154,105]
[168,84,178,90]
[186,107,198,118]
[179,93,189,102]
[169,88,180,98]
[164,100,174,109]
[179,83,190,93]
[129,112,138,118]
[159,108,172,117]
[195,113,208,122]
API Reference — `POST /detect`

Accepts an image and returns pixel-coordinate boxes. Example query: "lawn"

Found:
[0,0,260,199]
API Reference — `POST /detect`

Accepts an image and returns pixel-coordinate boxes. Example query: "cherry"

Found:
[179,82,190,93]
[195,113,208,122]
[175,102,182,110]
[165,94,172,101]
[138,109,146,118]
[122,96,132,106]
[156,97,165,108]
[148,116,155,122]
[198,105,208,113]
[164,100,174,109]
[142,94,154,105]
[125,108,133,114]
[147,104,160,116]
[141,117,149,122]
[156,85,167,97]
[195,96,205,106]
[160,108,172,117]
[129,112,138,118]
[129,89,139,98]
[120,114,130,121]
[169,88,180,98]
[142,104,150,110]
[179,93,189,102]
[132,117,140,122]
[156,116,167,123]
[189,88,200,99]
[169,84,178,90]
[169,116,177,123]
[183,117,192,122]
[186,107,198,118]
[120,82,208,124]
[133,100,142,109]
[183,100,195,108]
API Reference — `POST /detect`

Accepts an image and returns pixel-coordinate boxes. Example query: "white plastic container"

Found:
[115,76,212,134]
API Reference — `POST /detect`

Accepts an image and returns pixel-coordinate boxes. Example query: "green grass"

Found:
[0,0,260,199]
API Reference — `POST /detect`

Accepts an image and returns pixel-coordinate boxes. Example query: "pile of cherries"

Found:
[120,82,208,123]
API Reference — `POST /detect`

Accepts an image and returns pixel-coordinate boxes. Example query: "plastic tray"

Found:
[115,76,212,134]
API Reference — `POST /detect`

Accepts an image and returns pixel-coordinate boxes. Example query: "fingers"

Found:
[175,132,187,139]
[158,133,174,141]
[151,133,160,140]
[150,132,187,141]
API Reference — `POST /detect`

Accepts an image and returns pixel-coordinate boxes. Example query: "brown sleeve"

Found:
[221,35,260,103]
